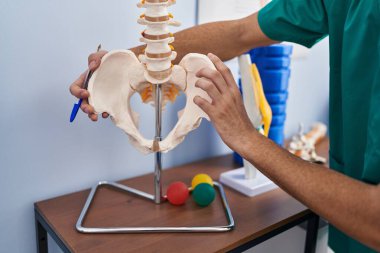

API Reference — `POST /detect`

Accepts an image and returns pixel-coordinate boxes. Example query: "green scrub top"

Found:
[258,1,380,252]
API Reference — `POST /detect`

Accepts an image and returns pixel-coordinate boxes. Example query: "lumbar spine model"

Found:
[138,0,179,83]
[88,0,214,154]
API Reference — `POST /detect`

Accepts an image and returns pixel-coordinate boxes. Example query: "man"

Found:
[70,1,380,252]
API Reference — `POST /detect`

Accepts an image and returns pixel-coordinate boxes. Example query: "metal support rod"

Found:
[154,84,163,204]
[76,182,234,233]
[75,83,235,234]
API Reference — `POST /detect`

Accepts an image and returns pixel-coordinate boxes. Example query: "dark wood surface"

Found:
[35,138,329,253]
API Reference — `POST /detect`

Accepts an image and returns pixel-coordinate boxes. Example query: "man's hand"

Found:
[69,50,108,121]
[194,53,256,154]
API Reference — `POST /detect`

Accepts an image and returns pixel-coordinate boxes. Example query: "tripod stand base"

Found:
[76,181,235,233]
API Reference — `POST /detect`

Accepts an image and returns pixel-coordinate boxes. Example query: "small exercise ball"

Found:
[166,181,189,206]
[192,183,216,207]
[191,173,213,189]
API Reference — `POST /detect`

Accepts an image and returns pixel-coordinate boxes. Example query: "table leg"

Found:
[36,218,48,253]
[304,213,319,253]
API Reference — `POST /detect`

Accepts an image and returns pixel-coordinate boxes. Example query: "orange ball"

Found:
[166,181,189,206]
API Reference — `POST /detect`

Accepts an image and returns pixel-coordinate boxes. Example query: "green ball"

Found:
[192,183,216,207]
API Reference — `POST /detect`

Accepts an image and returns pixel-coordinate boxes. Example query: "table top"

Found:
[35,138,329,253]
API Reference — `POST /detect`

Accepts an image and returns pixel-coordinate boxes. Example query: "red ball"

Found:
[166,181,189,206]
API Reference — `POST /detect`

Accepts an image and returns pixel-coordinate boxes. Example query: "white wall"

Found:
[0,1,222,252]
[285,40,330,137]
[0,1,329,252]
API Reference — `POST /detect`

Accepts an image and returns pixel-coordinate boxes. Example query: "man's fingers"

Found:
[88,50,108,71]
[208,53,243,100]
[195,78,221,102]
[193,96,212,115]
[79,90,90,99]
[207,53,236,88]
[69,73,90,99]
[71,49,109,98]
[196,67,227,93]
[88,113,98,122]
[80,101,88,113]
[80,101,95,115]
[68,50,109,123]
[82,102,106,120]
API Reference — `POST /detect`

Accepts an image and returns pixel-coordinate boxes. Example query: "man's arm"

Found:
[194,54,380,251]
[69,13,276,120]
[243,130,380,251]
[131,13,275,63]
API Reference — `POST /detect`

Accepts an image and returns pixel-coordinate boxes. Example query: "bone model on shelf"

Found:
[88,0,213,154]
[288,123,327,164]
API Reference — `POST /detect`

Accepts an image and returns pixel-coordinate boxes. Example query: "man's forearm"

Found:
[131,13,276,63]
[241,132,380,251]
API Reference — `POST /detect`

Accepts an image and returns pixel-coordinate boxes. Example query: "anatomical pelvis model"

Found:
[88,0,215,154]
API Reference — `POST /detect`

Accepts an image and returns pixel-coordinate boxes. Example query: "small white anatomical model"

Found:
[288,123,327,164]
[88,0,213,154]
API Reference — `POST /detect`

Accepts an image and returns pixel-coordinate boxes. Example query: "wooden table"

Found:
[35,139,328,253]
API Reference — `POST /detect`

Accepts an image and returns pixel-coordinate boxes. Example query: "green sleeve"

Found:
[258,0,329,48]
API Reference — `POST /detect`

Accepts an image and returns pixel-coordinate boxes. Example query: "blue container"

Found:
[270,104,287,115]
[266,92,288,105]
[233,152,243,166]
[237,44,292,148]
[253,57,290,70]
[271,114,287,126]
[250,45,293,58]
[269,126,285,145]
[260,69,291,93]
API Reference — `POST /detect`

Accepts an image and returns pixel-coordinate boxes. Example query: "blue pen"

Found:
[70,44,101,123]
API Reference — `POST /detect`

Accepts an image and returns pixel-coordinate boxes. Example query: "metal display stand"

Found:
[76,84,235,233]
